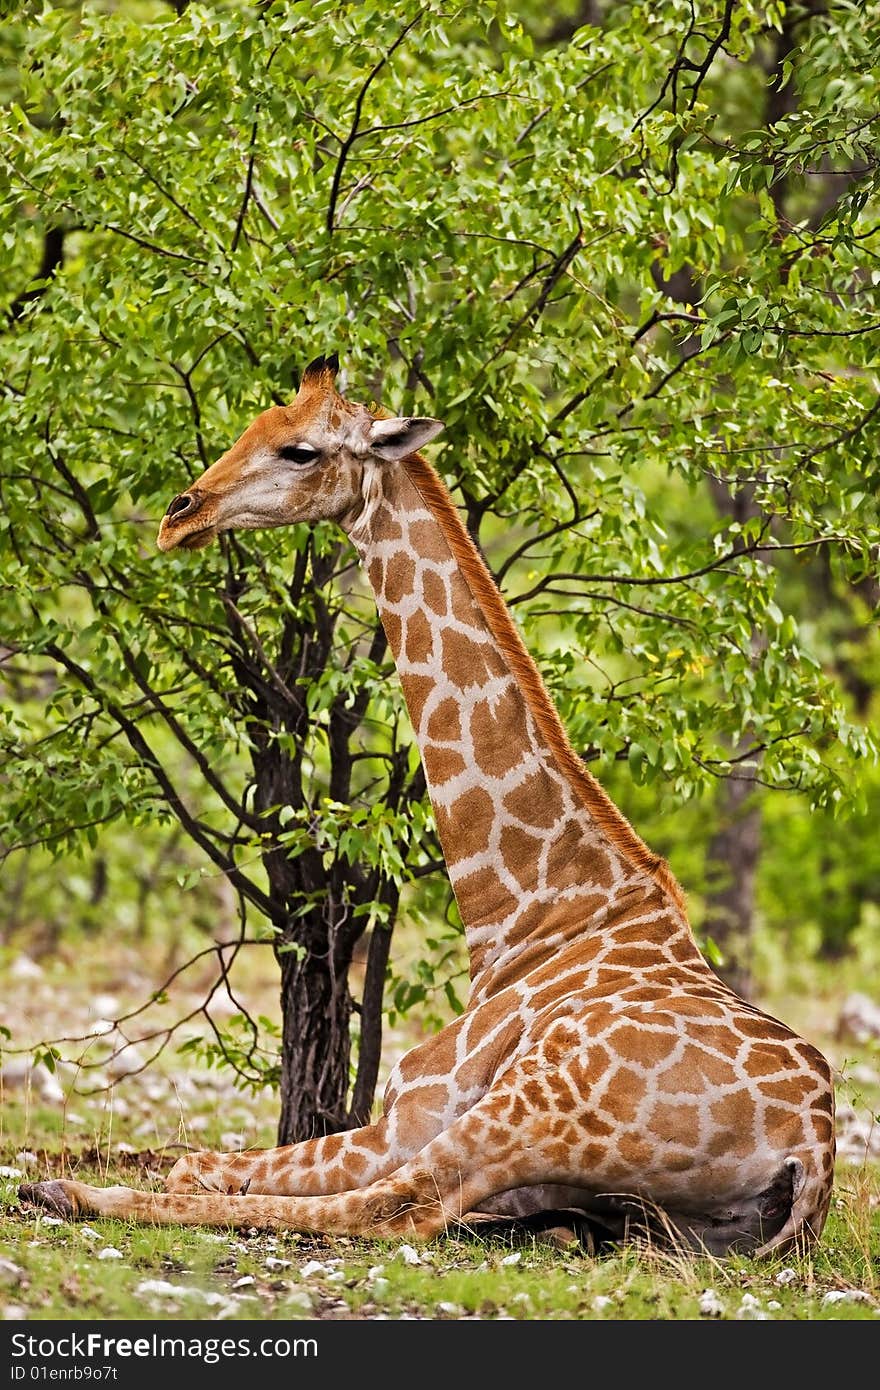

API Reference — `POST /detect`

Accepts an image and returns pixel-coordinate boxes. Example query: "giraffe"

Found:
[20,353,836,1256]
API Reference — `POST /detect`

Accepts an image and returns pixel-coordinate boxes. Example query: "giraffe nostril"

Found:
[165,492,197,520]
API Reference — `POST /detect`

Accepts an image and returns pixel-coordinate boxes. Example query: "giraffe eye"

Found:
[278,443,320,465]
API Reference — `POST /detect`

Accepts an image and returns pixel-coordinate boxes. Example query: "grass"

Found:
[1,936,879,1322]
[1,1160,877,1322]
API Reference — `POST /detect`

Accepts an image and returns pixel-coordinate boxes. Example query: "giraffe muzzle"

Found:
[157,491,217,551]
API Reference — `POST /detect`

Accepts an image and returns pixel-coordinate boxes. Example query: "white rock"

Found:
[0,1257,24,1285]
[0,1058,31,1087]
[768,1300,781,1310]
[300,1260,333,1278]
[837,992,880,1044]
[90,995,120,1018]
[97,1247,123,1260]
[397,1243,422,1266]
[107,1046,147,1079]
[822,1289,871,1306]
[0,1166,23,1180]
[736,1293,769,1319]
[36,1067,65,1103]
[774,1267,798,1286]
[500,1251,522,1266]
[698,1289,723,1318]
[232,1275,255,1288]
[80,1228,101,1241]
[847,1063,880,1086]
[0,1059,64,1104]
[15,1151,38,1169]
[2,1305,27,1320]
[282,1290,313,1313]
[207,988,240,1019]
[135,1280,231,1305]
[87,1018,117,1038]
[371,1277,390,1296]
[265,1257,290,1270]
[836,1105,880,1160]
[10,954,44,980]
[40,1216,63,1227]
[438,1301,462,1315]
[593,1295,613,1310]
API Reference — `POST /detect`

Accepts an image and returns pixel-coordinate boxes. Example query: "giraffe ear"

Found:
[367,416,445,461]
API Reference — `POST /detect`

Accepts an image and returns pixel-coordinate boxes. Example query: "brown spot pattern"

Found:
[384,552,414,603]
[660,1045,738,1094]
[422,569,448,615]
[405,610,434,664]
[499,825,543,891]
[436,787,495,860]
[472,689,529,777]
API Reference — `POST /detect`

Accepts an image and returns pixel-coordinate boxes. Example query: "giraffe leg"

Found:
[19,1088,535,1239]
[163,1125,392,1196]
[164,1098,446,1197]
[164,1018,492,1197]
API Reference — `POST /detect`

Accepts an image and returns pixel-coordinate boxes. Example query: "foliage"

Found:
[1,0,878,1122]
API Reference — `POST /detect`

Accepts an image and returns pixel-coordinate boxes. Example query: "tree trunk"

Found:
[701,481,764,999]
[701,755,761,999]
[276,919,353,1143]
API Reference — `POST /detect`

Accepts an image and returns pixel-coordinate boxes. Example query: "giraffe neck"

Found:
[344,456,686,994]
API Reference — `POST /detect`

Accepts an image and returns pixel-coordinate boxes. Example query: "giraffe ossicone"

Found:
[19,354,835,1256]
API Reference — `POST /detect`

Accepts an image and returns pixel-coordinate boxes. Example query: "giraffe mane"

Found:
[403,453,687,914]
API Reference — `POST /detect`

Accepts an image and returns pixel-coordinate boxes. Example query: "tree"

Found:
[1,0,877,1142]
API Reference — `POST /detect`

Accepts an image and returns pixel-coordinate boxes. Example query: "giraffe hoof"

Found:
[19,1180,77,1220]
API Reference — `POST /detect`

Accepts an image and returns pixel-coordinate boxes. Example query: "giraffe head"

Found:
[156,353,444,551]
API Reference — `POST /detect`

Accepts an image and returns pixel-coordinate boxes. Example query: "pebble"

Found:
[282,1290,313,1313]
[10,955,44,980]
[698,1289,723,1318]
[736,1293,769,1320]
[107,1047,147,1080]
[0,1257,24,1286]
